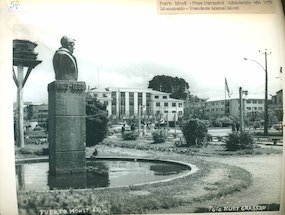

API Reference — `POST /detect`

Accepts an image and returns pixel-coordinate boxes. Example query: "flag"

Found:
[225,78,230,97]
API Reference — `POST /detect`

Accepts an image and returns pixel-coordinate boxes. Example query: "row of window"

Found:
[207,108,225,112]
[208,100,264,106]
[154,95,168,99]
[156,110,183,115]
[246,100,263,104]
[156,102,183,107]
[210,101,225,106]
[206,106,264,113]
[247,107,263,111]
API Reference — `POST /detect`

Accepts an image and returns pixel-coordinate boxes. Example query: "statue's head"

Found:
[60,36,76,53]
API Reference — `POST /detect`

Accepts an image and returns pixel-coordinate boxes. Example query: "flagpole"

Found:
[224,78,227,116]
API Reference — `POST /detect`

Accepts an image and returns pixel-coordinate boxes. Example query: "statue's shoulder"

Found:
[55,48,72,56]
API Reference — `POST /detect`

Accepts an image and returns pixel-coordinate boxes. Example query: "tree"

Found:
[86,96,109,147]
[181,118,208,147]
[245,111,263,129]
[148,75,189,100]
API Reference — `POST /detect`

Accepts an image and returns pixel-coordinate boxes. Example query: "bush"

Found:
[86,97,109,147]
[212,116,233,127]
[174,137,188,147]
[181,118,208,147]
[225,132,254,151]
[122,131,139,140]
[152,129,168,143]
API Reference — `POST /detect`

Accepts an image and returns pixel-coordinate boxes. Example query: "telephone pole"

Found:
[244,49,271,135]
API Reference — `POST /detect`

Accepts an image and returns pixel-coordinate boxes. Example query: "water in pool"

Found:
[16,160,190,191]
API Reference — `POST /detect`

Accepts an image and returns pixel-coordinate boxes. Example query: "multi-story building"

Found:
[269,89,283,126]
[184,97,207,119]
[205,95,265,119]
[271,89,283,106]
[88,87,184,123]
[24,103,48,126]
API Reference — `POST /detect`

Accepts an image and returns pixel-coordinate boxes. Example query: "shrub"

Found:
[212,116,233,127]
[174,137,188,147]
[122,131,139,140]
[225,132,254,151]
[152,129,168,143]
[86,96,109,147]
[181,118,208,147]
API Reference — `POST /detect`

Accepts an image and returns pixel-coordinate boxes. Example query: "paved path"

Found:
[197,154,283,206]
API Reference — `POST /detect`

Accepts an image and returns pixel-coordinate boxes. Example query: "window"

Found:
[172,103,176,107]
[172,111,176,113]
[258,107,263,110]
[221,101,225,105]
[253,100,257,104]
[164,110,168,113]
[138,92,142,105]
[129,92,134,115]
[146,93,151,115]
[156,102,160,107]
[164,102,168,107]
[247,100,251,104]
[154,95,159,99]
[247,107,251,110]
[163,96,167,99]
[178,111,183,116]
[216,102,220,105]
[120,92,125,116]
[111,92,116,104]
[178,103,183,107]
[258,100,263,104]
[253,107,257,110]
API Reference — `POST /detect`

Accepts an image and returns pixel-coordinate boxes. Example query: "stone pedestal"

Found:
[48,81,86,175]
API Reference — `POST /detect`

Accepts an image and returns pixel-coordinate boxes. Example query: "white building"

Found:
[205,95,265,119]
[88,87,184,123]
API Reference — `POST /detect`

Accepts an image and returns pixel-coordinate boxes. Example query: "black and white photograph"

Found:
[0,0,284,215]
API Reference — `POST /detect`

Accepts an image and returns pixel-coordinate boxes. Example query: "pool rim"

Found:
[15,156,198,192]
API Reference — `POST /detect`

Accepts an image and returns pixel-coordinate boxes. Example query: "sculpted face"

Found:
[67,42,75,53]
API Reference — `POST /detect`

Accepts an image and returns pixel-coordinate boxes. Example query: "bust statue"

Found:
[53,36,78,81]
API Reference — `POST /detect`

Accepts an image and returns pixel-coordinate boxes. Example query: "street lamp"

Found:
[239,87,248,132]
[244,49,271,135]
[138,104,145,136]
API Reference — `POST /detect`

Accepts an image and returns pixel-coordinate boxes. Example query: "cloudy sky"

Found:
[9,0,284,103]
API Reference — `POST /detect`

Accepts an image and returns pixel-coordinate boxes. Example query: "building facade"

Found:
[88,87,184,123]
[25,103,48,126]
[205,95,265,119]
[269,89,283,125]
